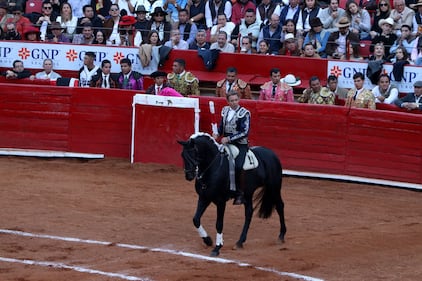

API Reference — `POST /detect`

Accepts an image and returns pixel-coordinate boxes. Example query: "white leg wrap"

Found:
[216,233,223,246]
[197,225,208,238]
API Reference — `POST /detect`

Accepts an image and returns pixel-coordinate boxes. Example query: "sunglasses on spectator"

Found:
[155,14,164,17]
[379,3,388,6]
[43,6,52,9]
[110,8,119,11]
[13,12,21,15]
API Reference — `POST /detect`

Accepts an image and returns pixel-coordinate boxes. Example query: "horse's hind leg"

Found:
[193,199,213,247]
[275,196,287,243]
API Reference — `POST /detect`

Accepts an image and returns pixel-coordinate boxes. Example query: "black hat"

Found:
[150,71,167,78]
[135,5,147,13]
[151,7,167,17]
[310,17,323,28]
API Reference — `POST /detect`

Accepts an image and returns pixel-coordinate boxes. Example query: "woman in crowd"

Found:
[370,0,391,39]
[282,19,304,50]
[144,30,162,46]
[390,46,412,64]
[371,74,399,104]
[56,2,78,39]
[368,42,387,61]
[345,0,371,40]
[257,40,270,55]
[93,29,106,45]
[296,0,322,37]
[303,17,330,58]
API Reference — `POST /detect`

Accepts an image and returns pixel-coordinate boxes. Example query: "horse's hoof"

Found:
[232,242,243,250]
[202,236,213,247]
[210,250,219,257]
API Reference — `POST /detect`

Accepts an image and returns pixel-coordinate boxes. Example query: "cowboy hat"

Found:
[281,74,301,87]
[284,33,296,42]
[378,17,394,27]
[150,7,167,16]
[310,17,323,28]
[119,15,137,26]
[150,71,167,78]
[410,0,422,8]
[135,5,147,13]
[336,17,351,28]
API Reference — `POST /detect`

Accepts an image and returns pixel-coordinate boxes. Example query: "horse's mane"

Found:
[190,132,220,149]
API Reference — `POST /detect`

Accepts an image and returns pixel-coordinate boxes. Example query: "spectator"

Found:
[90,59,118,88]
[210,30,235,52]
[72,22,95,44]
[370,0,392,39]
[91,0,113,19]
[390,24,417,55]
[205,0,232,29]
[301,42,321,58]
[411,35,422,65]
[167,58,200,96]
[145,71,172,95]
[259,68,295,102]
[303,17,331,58]
[146,7,172,43]
[370,17,398,57]
[56,2,78,39]
[345,72,375,110]
[216,67,252,99]
[76,4,103,34]
[189,0,206,29]
[327,75,348,99]
[133,5,148,46]
[117,58,144,90]
[231,8,261,49]
[47,21,71,43]
[257,14,283,55]
[281,18,304,49]
[36,1,58,40]
[132,0,162,20]
[144,30,162,46]
[68,0,91,18]
[278,0,301,26]
[177,8,198,45]
[256,0,279,27]
[6,6,31,37]
[411,0,422,36]
[92,29,106,44]
[279,33,302,56]
[239,36,255,53]
[231,0,256,25]
[0,2,12,32]
[23,25,41,41]
[118,15,137,46]
[4,22,22,40]
[394,80,422,110]
[210,12,235,43]
[163,0,188,24]
[298,76,335,105]
[189,28,210,49]
[257,40,270,54]
[320,0,346,33]
[6,0,26,13]
[345,0,371,40]
[326,17,360,60]
[372,74,399,104]
[296,0,322,36]
[79,51,100,87]
[31,58,62,80]
[103,4,122,46]
[2,60,31,79]
[164,28,189,49]
[368,42,387,61]
[390,0,414,36]
[390,45,412,63]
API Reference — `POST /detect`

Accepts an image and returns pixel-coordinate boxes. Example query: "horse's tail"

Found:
[254,148,283,219]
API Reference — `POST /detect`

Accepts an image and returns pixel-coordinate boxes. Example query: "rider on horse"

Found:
[212,90,250,205]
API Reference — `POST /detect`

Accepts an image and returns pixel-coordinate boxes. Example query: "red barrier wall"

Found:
[1,84,421,185]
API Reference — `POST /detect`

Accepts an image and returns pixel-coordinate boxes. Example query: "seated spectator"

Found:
[281,19,304,50]
[56,2,78,39]
[210,13,235,43]
[256,0,279,27]
[143,30,162,46]
[90,59,117,88]
[79,51,100,87]
[2,60,31,79]
[189,0,206,29]
[390,46,412,82]
[47,21,71,43]
[372,74,399,104]
[231,8,261,49]
[345,72,375,110]
[239,36,255,53]
[72,22,95,44]
[257,40,270,54]
[205,0,232,30]
[370,18,397,57]
[92,29,106,45]
[216,67,252,99]
[301,42,321,58]
[231,0,256,25]
[133,5,148,46]
[103,4,122,46]
[326,17,359,60]
[76,4,103,34]
[411,36,422,65]
[117,58,144,90]
[298,76,335,105]
[279,33,302,56]
[164,28,189,49]
[31,58,62,80]
[118,15,137,46]
[6,6,31,36]
[259,68,295,102]
[394,80,422,110]
[0,2,13,32]
[389,45,412,63]
[278,0,301,27]
[167,58,200,96]
[370,0,392,39]
[23,25,41,41]
[368,42,387,61]
[145,7,172,43]
[296,0,322,36]
[189,29,210,49]
[4,22,22,40]
[411,0,422,36]
[257,14,283,55]
[163,0,188,24]
[145,71,172,95]
[68,0,91,19]
[390,0,414,37]
[303,17,331,58]
[176,9,198,46]
[210,30,235,53]
[327,75,348,99]
[320,0,346,33]
[36,1,58,41]
[390,25,417,55]
[345,0,371,40]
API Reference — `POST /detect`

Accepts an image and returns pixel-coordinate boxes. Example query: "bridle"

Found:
[183,144,222,181]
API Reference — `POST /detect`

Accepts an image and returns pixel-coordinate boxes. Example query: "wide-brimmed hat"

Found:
[49,21,64,30]
[150,71,167,78]
[410,0,422,8]
[284,33,296,42]
[378,17,394,27]
[119,15,137,26]
[150,7,167,17]
[135,5,147,13]
[24,26,40,36]
[310,17,323,28]
[336,17,351,28]
[281,74,301,87]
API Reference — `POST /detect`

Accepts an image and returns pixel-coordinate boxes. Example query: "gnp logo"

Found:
[18,47,59,60]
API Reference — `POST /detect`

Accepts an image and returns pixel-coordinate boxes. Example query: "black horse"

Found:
[178,132,286,256]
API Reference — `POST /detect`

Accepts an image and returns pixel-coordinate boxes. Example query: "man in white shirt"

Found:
[205,0,232,29]
[31,58,62,80]
[79,52,100,87]
[210,31,235,53]
[164,29,189,49]
[390,0,415,36]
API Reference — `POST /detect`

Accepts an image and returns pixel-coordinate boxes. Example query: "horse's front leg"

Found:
[211,201,226,257]
[234,196,254,249]
[193,199,213,247]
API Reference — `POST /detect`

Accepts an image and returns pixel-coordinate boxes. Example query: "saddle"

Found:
[223,144,259,170]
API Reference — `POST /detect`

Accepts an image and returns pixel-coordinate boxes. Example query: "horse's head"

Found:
[178,138,198,181]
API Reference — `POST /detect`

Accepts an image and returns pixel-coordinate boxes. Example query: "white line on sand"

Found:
[0,229,324,281]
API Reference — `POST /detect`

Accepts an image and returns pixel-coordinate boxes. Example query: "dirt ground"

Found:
[0,156,421,281]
